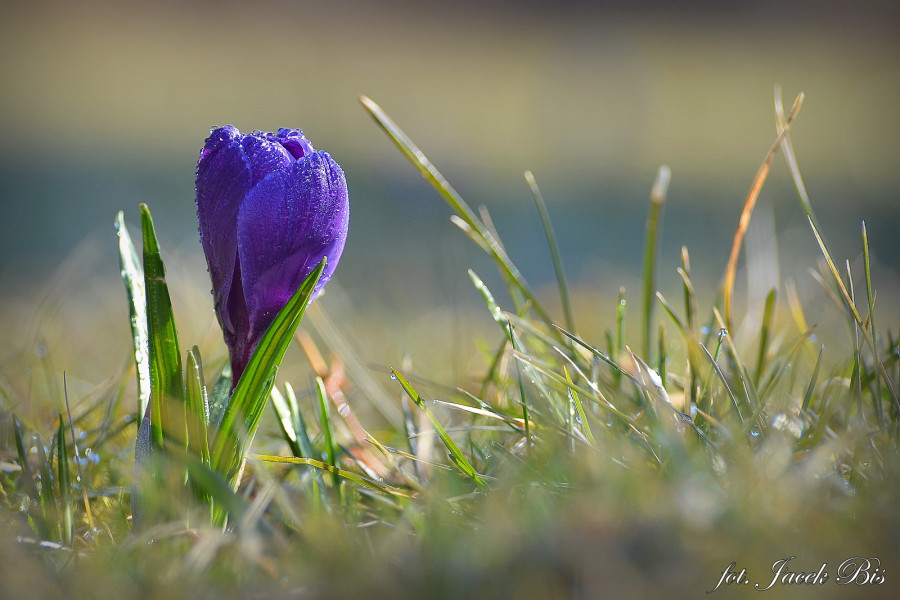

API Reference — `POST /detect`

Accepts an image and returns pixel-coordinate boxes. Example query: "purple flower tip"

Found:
[196,126,349,385]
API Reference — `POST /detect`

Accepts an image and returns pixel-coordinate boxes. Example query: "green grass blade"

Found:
[755,288,776,388]
[807,215,899,406]
[508,322,531,446]
[641,165,670,359]
[564,367,595,446]
[56,416,73,546]
[211,258,326,488]
[34,432,56,539]
[115,211,151,423]
[774,86,822,232]
[13,416,41,504]
[286,383,317,460]
[270,385,302,458]
[140,204,184,450]
[525,170,574,332]
[391,369,486,487]
[184,347,210,467]
[315,377,341,492]
[13,417,50,539]
[802,345,825,412]
[360,95,557,333]
[861,221,884,427]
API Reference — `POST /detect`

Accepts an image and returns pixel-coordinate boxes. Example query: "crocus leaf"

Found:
[115,211,151,423]
[140,204,184,450]
[211,257,326,489]
[184,346,210,467]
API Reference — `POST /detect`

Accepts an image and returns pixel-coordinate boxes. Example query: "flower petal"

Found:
[240,135,294,185]
[270,128,314,160]
[236,151,349,354]
[195,136,252,333]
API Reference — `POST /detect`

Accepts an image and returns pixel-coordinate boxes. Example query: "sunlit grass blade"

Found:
[641,165,670,359]
[755,288,776,388]
[508,322,531,445]
[211,258,326,489]
[115,211,151,423]
[391,369,486,487]
[315,377,341,493]
[564,367,595,446]
[271,385,302,458]
[525,170,574,332]
[774,86,821,231]
[55,416,73,546]
[861,222,884,427]
[803,345,825,412]
[184,347,210,467]
[722,92,803,328]
[140,204,184,450]
[360,94,557,333]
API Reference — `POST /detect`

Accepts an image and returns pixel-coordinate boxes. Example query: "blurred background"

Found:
[1,0,899,393]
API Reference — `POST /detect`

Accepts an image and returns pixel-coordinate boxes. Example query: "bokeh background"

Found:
[2,0,899,389]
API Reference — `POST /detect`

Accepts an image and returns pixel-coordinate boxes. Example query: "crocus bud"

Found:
[196,126,348,384]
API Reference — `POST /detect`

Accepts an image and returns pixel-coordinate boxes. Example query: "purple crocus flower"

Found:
[196,126,348,385]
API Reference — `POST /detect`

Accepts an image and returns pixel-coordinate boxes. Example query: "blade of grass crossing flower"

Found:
[115,211,151,423]
[211,258,326,488]
[641,165,670,359]
[140,204,184,450]
[56,416,73,546]
[184,347,210,467]
[391,369,485,487]
[525,170,574,332]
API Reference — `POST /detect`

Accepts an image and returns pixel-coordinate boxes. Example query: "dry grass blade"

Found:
[722,91,803,328]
